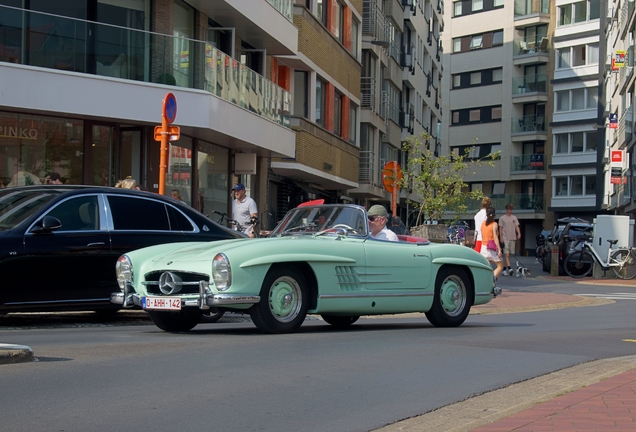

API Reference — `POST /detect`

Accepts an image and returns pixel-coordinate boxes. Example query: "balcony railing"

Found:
[512,115,546,133]
[514,0,549,17]
[513,35,550,56]
[512,74,547,95]
[361,77,377,113]
[265,0,294,22]
[362,0,387,41]
[381,92,399,124]
[0,4,290,127]
[510,154,546,172]
[358,150,375,184]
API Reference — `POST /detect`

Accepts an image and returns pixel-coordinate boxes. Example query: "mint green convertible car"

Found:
[111,203,501,333]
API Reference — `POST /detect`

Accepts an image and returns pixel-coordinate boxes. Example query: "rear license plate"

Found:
[142,297,181,311]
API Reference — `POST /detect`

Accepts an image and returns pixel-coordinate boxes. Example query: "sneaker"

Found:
[501,269,508,276]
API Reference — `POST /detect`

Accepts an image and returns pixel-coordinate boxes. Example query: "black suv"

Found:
[543,217,594,275]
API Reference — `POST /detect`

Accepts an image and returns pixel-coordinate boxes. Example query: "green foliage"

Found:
[398,133,499,225]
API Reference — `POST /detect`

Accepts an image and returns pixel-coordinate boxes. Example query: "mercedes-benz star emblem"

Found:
[158,271,182,295]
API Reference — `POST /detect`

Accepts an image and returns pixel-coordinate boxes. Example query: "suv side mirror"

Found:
[31,216,62,233]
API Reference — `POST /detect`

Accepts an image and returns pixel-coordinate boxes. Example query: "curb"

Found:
[0,343,34,365]
[375,355,636,432]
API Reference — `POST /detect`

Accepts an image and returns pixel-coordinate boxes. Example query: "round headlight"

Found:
[115,255,133,291]
[212,253,231,291]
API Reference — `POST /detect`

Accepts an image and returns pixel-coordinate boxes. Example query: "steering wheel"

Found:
[331,224,357,234]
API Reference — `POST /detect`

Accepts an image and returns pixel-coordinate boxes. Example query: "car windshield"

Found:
[0,189,60,231]
[271,205,368,237]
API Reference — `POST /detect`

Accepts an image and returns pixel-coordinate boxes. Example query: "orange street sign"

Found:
[154,125,181,142]
[382,161,402,194]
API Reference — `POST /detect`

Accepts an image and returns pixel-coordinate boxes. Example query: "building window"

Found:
[570,175,583,195]
[491,106,502,120]
[334,90,343,136]
[470,72,481,85]
[492,30,503,46]
[469,109,480,122]
[452,111,460,124]
[556,91,570,111]
[315,76,327,126]
[585,131,597,151]
[571,132,584,152]
[349,103,357,144]
[494,0,504,6]
[555,134,569,153]
[335,1,344,42]
[472,0,483,12]
[351,19,359,59]
[293,71,308,118]
[492,68,503,82]
[571,88,585,110]
[554,131,598,154]
[558,1,600,26]
[470,35,483,50]
[452,74,461,88]
[555,87,597,112]
[587,87,598,108]
[453,38,461,52]
[454,1,463,16]
[555,177,568,195]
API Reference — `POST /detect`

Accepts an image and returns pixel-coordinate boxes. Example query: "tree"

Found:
[398,133,498,225]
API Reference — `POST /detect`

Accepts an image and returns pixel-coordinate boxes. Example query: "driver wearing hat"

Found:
[368,205,398,242]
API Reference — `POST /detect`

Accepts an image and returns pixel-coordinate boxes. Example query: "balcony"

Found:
[512,74,547,95]
[363,0,389,43]
[361,77,377,113]
[0,5,290,127]
[399,103,414,134]
[510,153,546,172]
[265,0,294,22]
[514,0,549,17]
[358,150,375,184]
[511,115,547,142]
[513,35,549,66]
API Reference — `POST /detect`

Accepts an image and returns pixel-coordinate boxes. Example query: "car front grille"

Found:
[143,270,210,295]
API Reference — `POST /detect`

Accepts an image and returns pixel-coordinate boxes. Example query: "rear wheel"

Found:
[611,249,636,280]
[147,309,202,332]
[425,266,472,327]
[249,267,308,334]
[321,315,360,328]
[563,251,593,278]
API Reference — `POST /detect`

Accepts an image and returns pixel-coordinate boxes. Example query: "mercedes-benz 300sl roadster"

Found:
[111,203,501,333]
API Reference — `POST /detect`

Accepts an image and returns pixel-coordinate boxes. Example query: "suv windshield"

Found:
[0,189,60,231]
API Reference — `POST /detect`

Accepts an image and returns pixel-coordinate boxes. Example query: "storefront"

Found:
[0,110,232,215]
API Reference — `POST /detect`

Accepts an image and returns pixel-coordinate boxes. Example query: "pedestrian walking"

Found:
[499,203,521,276]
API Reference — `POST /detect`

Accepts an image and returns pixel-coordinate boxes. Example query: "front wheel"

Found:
[425,266,472,327]
[563,251,593,278]
[321,315,360,328]
[147,309,202,332]
[611,249,636,280]
[249,267,308,334]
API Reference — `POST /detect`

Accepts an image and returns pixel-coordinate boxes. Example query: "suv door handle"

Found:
[87,242,106,247]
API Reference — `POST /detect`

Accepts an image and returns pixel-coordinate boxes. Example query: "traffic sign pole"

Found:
[392,165,398,217]
[158,115,169,195]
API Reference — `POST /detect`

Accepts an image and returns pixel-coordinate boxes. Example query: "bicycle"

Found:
[212,210,259,238]
[563,238,636,279]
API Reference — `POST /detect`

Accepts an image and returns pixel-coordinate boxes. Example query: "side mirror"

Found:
[31,216,62,233]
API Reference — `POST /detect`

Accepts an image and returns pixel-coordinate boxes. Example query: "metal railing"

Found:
[510,154,547,172]
[514,0,549,16]
[358,150,375,184]
[361,77,377,112]
[0,4,291,127]
[512,115,546,133]
[512,74,548,95]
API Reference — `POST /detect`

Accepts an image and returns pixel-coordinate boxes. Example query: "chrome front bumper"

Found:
[110,281,260,309]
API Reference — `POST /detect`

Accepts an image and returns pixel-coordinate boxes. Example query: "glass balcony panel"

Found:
[510,153,546,171]
[513,34,549,56]
[512,115,545,133]
[512,74,547,95]
[514,0,550,17]
[0,4,290,127]
[265,0,294,22]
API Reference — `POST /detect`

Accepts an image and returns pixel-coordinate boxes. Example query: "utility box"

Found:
[592,215,634,278]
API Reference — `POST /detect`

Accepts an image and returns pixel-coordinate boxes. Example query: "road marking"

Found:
[576,293,636,301]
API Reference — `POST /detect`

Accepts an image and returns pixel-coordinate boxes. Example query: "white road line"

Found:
[576,293,636,300]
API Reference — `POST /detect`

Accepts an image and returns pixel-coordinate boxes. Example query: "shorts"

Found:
[503,240,516,255]
[480,244,502,262]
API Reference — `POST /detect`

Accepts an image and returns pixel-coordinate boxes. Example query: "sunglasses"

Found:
[368,216,378,221]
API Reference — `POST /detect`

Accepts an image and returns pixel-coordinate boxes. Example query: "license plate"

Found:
[142,296,181,311]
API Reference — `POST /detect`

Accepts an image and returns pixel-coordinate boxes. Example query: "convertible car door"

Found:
[16,194,112,307]
[363,239,433,291]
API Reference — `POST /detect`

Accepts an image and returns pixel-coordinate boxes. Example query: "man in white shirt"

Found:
[473,196,492,252]
[231,183,258,237]
[368,205,398,241]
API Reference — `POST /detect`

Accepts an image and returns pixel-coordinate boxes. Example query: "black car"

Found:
[0,186,244,313]
[543,217,593,275]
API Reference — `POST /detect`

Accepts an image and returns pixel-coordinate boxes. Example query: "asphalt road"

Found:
[1,278,634,432]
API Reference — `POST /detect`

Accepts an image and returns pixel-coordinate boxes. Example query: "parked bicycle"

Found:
[563,238,636,279]
[213,210,260,237]
[535,232,549,264]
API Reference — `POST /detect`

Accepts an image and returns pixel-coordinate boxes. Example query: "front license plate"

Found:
[142,297,181,311]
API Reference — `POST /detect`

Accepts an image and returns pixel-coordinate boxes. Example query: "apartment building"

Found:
[606,0,635,216]
[442,0,551,254]
[551,0,603,221]
[269,0,362,222]
[350,0,443,224]
[0,0,297,223]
